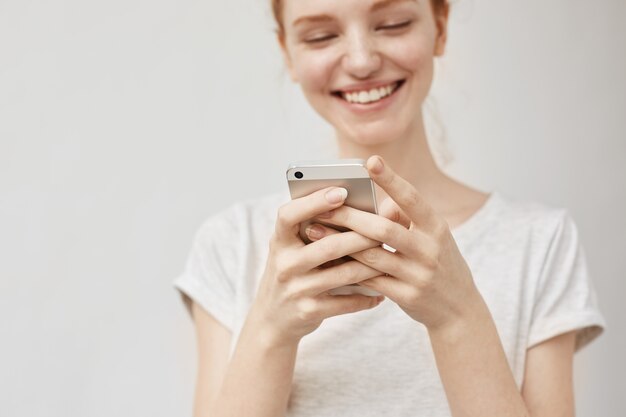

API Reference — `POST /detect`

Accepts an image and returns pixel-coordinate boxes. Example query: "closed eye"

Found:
[304,34,337,44]
[377,20,412,31]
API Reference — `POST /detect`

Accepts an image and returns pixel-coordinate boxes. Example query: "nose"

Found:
[342,30,382,79]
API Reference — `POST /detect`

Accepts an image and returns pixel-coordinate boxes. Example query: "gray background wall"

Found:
[1,0,624,415]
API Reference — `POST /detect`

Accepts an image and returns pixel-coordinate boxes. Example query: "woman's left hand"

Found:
[308,155,486,331]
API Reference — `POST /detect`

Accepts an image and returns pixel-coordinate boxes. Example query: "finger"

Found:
[318,256,350,269]
[316,293,385,319]
[304,224,367,269]
[349,246,408,278]
[297,227,383,271]
[312,205,433,258]
[378,197,411,228]
[276,187,348,242]
[296,260,383,296]
[366,155,439,233]
[358,275,415,304]
[303,222,342,242]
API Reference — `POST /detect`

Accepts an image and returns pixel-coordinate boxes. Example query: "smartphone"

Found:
[286,159,382,297]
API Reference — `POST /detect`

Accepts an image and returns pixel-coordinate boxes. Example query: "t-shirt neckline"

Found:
[449,191,500,239]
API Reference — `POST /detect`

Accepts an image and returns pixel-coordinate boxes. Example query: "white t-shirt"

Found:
[173,189,605,417]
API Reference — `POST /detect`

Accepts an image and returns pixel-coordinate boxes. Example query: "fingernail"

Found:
[325,187,348,204]
[305,224,324,240]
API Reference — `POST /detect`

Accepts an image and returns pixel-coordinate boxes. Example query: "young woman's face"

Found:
[281,0,448,146]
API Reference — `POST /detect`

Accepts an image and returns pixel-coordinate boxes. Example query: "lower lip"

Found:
[333,82,404,115]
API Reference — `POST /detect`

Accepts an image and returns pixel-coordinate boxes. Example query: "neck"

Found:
[334,114,455,207]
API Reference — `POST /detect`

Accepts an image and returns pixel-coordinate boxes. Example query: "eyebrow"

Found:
[292,0,417,27]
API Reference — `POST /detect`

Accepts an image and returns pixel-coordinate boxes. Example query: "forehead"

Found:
[284,0,421,21]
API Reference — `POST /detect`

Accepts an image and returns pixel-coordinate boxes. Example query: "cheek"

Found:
[293,50,337,93]
[387,34,434,75]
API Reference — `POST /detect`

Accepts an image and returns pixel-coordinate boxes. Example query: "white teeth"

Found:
[341,81,400,104]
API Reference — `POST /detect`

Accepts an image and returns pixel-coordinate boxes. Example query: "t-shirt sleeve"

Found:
[172,207,242,331]
[527,210,606,352]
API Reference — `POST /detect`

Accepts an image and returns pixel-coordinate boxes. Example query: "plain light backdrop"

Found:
[1,0,624,415]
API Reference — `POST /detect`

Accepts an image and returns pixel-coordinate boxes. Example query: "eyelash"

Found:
[378,20,413,31]
[305,34,337,44]
[304,20,413,44]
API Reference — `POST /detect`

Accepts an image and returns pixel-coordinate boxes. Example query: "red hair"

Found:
[271,0,449,40]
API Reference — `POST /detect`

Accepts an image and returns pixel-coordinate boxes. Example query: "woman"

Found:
[174,0,605,416]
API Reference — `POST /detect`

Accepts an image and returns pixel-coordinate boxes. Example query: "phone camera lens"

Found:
[295,171,304,179]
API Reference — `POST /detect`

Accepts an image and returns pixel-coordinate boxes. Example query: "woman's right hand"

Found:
[247,186,386,347]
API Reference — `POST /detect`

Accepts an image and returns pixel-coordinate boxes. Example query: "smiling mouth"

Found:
[332,80,406,105]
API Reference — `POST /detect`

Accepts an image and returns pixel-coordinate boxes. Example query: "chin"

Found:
[337,119,408,148]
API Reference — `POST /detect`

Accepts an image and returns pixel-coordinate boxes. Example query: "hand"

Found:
[308,155,485,331]
[248,186,386,347]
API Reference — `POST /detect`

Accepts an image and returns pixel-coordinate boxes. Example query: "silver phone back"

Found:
[286,159,378,243]
[285,159,382,296]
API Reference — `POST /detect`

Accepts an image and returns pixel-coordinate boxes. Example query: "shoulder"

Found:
[464,190,583,271]
[488,191,589,289]
[193,189,290,245]
[183,189,289,288]
[489,191,576,242]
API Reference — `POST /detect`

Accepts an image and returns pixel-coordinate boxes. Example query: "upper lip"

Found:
[332,79,404,94]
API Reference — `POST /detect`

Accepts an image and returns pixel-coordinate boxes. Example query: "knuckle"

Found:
[296,298,319,322]
[422,248,440,271]
[276,204,295,228]
[275,252,297,282]
[404,287,421,305]
[275,269,289,283]
[423,257,438,272]
[423,238,443,270]
[422,276,436,292]
[276,204,288,221]
[283,281,301,301]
